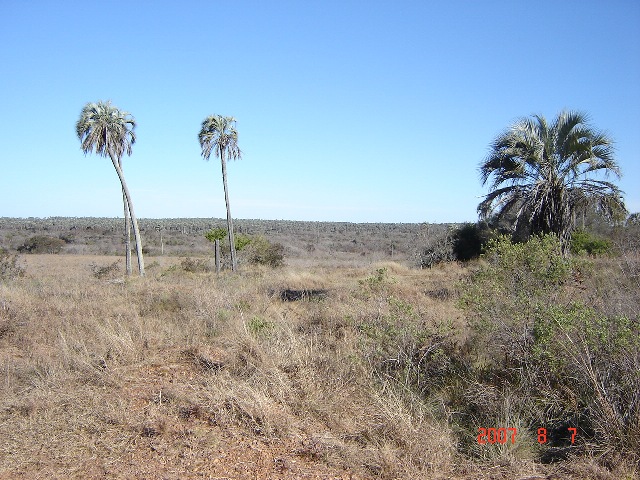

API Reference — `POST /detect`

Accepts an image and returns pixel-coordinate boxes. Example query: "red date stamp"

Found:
[478,427,577,444]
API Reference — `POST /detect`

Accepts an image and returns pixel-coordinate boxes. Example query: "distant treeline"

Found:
[0,217,438,236]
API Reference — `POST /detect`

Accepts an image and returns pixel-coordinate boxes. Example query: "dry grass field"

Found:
[1,249,638,479]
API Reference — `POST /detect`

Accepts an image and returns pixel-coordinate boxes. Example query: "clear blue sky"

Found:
[1,1,639,223]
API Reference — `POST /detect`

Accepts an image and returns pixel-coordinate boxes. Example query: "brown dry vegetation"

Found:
[1,248,638,479]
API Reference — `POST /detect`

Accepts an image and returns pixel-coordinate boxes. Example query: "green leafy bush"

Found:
[247,316,274,336]
[244,236,284,267]
[570,229,612,256]
[204,227,227,243]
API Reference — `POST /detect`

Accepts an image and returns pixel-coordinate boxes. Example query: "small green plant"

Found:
[359,267,392,292]
[234,234,252,252]
[247,316,274,336]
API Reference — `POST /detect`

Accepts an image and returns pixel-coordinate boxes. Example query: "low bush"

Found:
[0,249,25,280]
[451,222,494,261]
[17,235,66,254]
[415,222,496,267]
[205,229,282,268]
[457,234,640,463]
[415,228,455,268]
[243,236,284,267]
[89,261,121,279]
[570,229,613,256]
[181,257,211,273]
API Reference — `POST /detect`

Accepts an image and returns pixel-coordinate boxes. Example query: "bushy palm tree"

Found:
[76,100,145,276]
[199,115,242,271]
[479,110,626,253]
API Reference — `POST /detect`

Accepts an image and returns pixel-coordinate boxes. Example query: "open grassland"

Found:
[1,252,638,479]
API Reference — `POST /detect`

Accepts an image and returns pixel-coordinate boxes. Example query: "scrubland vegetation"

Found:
[1,219,638,479]
[1,107,637,478]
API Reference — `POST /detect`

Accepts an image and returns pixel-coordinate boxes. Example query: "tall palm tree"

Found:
[76,100,145,276]
[198,115,242,271]
[479,110,626,253]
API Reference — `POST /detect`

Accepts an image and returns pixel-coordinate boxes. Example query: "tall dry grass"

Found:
[0,255,463,479]
[1,253,636,479]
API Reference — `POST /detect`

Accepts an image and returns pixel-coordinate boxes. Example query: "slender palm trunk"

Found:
[120,158,132,275]
[110,153,145,276]
[122,195,132,275]
[220,148,237,271]
[123,192,132,275]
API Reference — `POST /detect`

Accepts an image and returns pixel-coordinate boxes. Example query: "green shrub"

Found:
[234,234,252,251]
[244,236,284,267]
[451,222,494,261]
[458,234,640,461]
[204,227,227,243]
[570,229,612,256]
[17,235,66,254]
[247,316,274,336]
[358,267,392,293]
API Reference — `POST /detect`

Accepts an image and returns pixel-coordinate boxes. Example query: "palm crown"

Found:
[198,115,241,162]
[76,101,136,161]
[479,110,626,249]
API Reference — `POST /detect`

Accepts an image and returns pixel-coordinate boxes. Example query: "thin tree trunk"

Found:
[118,160,132,275]
[220,150,237,271]
[123,193,132,274]
[110,153,145,276]
[215,238,221,274]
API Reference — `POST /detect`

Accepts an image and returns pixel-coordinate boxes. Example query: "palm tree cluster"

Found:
[76,102,243,276]
[479,110,627,253]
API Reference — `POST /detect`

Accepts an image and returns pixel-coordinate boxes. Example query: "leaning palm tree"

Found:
[76,101,145,276]
[479,110,626,253]
[198,115,242,271]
